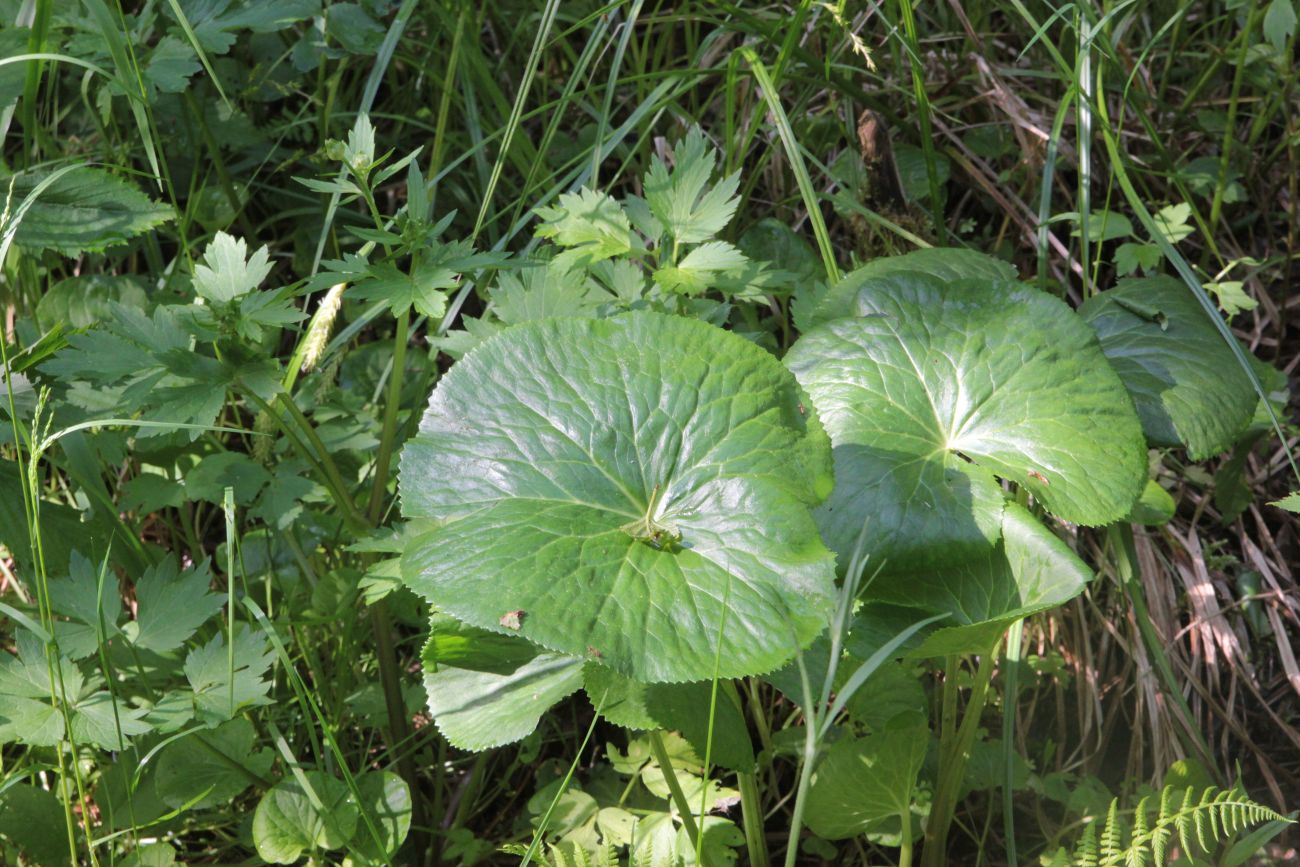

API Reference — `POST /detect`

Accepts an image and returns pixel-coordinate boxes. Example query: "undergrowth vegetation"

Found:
[1,1,1299,865]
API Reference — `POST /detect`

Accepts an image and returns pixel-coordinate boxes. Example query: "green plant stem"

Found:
[1002,618,1025,867]
[899,820,914,867]
[1207,0,1262,241]
[368,597,423,832]
[649,729,702,853]
[737,771,769,867]
[922,640,1001,867]
[895,0,946,242]
[367,307,409,524]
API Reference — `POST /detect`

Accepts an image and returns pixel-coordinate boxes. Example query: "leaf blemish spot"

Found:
[500,609,526,630]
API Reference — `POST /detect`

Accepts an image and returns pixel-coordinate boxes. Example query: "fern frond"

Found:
[1100,798,1124,865]
[1074,822,1099,867]
[1064,783,1289,867]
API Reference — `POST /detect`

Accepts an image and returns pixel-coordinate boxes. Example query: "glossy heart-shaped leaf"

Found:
[400,312,836,683]
[785,275,1146,572]
[1079,275,1256,458]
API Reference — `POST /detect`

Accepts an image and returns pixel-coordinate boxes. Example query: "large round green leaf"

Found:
[399,312,837,683]
[785,277,1146,572]
[798,248,1018,331]
[1078,276,1256,459]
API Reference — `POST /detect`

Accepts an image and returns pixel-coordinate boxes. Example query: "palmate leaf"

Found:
[399,312,836,684]
[1079,275,1257,459]
[5,167,173,256]
[642,127,741,245]
[192,231,272,304]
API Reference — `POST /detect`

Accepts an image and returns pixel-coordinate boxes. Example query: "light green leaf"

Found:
[1061,209,1134,242]
[192,232,272,304]
[5,167,173,256]
[69,690,153,750]
[422,649,584,750]
[786,272,1146,573]
[1152,203,1194,243]
[653,241,750,295]
[349,772,412,864]
[399,312,836,683]
[1127,479,1177,526]
[155,718,274,809]
[642,127,740,245]
[1264,0,1297,51]
[1270,492,1300,513]
[1079,276,1256,458]
[120,843,178,867]
[490,263,610,324]
[800,247,1018,330]
[1206,279,1258,317]
[806,711,929,840]
[535,188,635,270]
[253,771,359,863]
[1114,242,1161,276]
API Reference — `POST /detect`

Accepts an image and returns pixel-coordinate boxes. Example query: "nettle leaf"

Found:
[806,711,929,841]
[785,272,1146,576]
[5,167,173,256]
[798,247,1017,331]
[642,127,740,245]
[1079,276,1257,459]
[192,232,272,304]
[253,771,358,864]
[400,312,836,684]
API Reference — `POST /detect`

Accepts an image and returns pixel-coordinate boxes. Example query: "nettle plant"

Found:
[395,134,1284,863]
